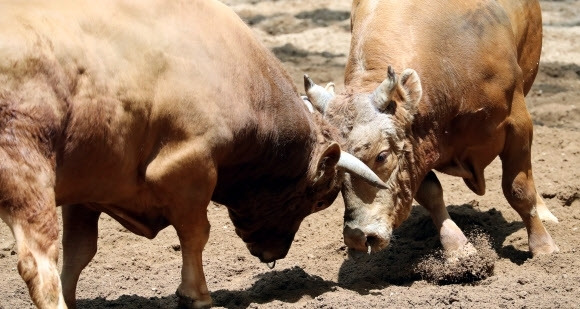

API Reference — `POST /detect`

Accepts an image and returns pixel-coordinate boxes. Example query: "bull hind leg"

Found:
[415,171,476,261]
[500,94,558,256]
[61,204,101,309]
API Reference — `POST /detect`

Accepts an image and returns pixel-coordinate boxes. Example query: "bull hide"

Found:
[305,0,559,261]
[0,0,383,308]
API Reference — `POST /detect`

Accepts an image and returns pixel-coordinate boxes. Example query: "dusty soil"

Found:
[1,0,579,308]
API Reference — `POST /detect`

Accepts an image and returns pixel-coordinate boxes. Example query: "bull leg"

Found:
[500,94,558,256]
[173,209,212,309]
[146,141,216,308]
[61,204,101,309]
[0,141,66,308]
[414,171,476,261]
[0,199,66,309]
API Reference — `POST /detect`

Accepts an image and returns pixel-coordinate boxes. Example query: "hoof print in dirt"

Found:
[415,234,498,285]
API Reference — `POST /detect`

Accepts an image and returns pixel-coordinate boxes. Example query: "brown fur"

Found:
[316,0,557,257]
[0,1,347,308]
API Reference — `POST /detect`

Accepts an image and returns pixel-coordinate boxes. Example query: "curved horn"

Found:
[325,82,335,95]
[338,151,388,189]
[373,65,398,111]
[301,95,315,113]
[304,74,333,114]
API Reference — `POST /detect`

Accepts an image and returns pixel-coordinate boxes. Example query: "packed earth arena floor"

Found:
[1,0,579,308]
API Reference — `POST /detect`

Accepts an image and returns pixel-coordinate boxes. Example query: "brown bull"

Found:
[0,0,386,308]
[305,0,559,260]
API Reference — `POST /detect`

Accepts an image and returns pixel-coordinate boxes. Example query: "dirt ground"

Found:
[1,0,579,308]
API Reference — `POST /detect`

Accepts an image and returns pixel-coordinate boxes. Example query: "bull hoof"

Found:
[529,229,559,257]
[416,238,496,284]
[444,242,478,264]
[176,289,212,309]
[531,243,559,257]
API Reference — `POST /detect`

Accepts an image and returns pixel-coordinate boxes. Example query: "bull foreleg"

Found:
[0,139,66,308]
[0,197,66,309]
[415,171,476,261]
[500,93,558,256]
[146,141,216,308]
[173,210,212,309]
[61,204,101,309]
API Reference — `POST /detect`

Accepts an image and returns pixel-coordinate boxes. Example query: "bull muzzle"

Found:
[343,225,391,254]
[245,240,291,264]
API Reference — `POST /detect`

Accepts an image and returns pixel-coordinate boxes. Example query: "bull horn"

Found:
[338,151,388,189]
[325,82,335,95]
[373,65,397,111]
[304,74,333,114]
[301,95,315,113]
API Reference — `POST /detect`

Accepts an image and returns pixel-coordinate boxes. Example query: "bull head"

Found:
[303,66,424,254]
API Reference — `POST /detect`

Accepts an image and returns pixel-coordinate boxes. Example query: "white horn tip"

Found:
[338,152,388,189]
[371,178,388,189]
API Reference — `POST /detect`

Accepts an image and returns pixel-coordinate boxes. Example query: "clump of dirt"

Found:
[415,232,498,284]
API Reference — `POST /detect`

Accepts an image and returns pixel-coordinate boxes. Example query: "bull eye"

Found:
[376,151,388,163]
[314,201,325,211]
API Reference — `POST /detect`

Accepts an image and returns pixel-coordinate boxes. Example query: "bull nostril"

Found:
[365,235,379,247]
[343,226,367,250]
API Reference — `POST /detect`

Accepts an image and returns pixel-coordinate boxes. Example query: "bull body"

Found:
[305,0,558,260]
[0,1,384,308]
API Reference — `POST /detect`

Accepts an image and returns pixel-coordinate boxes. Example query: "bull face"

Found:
[226,143,344,263]
[305,67,423,253]
[226,141,383,263]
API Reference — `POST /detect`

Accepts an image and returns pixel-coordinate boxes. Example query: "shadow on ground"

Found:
[77,294,179,309]
[76,202,527,309]
[212,266,336,308]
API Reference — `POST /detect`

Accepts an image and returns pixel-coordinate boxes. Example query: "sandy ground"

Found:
[1,0,579,308]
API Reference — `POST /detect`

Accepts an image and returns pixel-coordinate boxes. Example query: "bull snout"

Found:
[343,225,390,253]
[245,240,292,263]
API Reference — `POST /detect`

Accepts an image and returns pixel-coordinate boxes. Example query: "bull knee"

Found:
[18,245,62,306]
[502,172,536,214]
[17,248,38,286]
[415,171,443,208]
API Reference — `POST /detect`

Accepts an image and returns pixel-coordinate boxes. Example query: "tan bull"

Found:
[0,0,386,308]
[305,0,559,261]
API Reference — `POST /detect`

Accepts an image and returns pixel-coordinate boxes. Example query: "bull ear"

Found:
[399,68,422,113]
[317,142,341,174]
[312,142,341,186]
